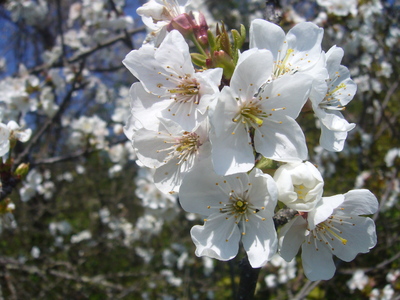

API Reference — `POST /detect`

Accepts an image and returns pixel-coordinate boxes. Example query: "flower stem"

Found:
[189,33,207,56]
[237,256,261,300]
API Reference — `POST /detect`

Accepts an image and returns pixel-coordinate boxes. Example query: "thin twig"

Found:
[29,26,145,75]
[14,62,86,166]
[292,280,321,300]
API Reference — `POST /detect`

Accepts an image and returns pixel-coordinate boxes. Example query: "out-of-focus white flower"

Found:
[202,256,214,276]
[0,121,32,161]
[274,161,324,212]
[30,246,41,259]
[347,269,369,292]
[160,269,182,287]
[270,253,297,284]
[70,230,92,243]
[385,148,400,168]
[386,269,400,283]
[135,246,154,263]
[108,164,123,178]
[39,86,59,117]
[265,274,278,288]
[49,220,72,236]
[19,169,43,202]
[137,0,191,45]
[136,167,171,208]
[6,0,48,26]
[354,171,371,189]
[69,115,109,149]
[37,180,55,200]
[317,0,358,16]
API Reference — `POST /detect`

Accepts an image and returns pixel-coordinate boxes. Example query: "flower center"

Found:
[233,198,248,213]
[176,131,200,154]
[168,76,200,104]
[204,180,268,242]
[231,98,270,134]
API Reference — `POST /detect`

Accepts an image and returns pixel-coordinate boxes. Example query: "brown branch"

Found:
[292,280,321,300]
[273,208,297,227]
[237,256,261,300]
[29,26,145,75]
[0,256,129,292]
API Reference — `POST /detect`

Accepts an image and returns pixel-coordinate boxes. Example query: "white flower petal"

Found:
[279,216,307,262]
[191,219,240,261]
[308,194,344,229]
[242,217,277,268]
[254,116,308,162]
[328,216,377,262]
[249,19,285,61]
[231,49,273,100]
[301,240,336,281]
[338,189,379,216]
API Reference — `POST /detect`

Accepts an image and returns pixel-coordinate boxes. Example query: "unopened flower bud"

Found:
[15,163,30,178]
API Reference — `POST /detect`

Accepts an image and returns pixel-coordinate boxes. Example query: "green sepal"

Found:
[207,29,216,51]
[255,156,277,173]
[191,53,207,67]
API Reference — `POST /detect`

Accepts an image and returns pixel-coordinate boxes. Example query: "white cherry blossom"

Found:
[123,30,222,131]
[0,121,32,161]
[279,189,378,281]
[317,0,358,16]
[310,46,357,152]
[133,117,211,193]
[209,48,312,175]
[137,0,190,45]
[179,159,278,268]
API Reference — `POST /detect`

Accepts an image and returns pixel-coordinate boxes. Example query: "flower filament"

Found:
[307,214,355,251]
[319,82,347,111]
[274,48,295,78]
[205,181,266,241]
[167,75,200,104]
[157,131,201,168]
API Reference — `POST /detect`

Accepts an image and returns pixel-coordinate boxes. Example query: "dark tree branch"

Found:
[237,256,261,300]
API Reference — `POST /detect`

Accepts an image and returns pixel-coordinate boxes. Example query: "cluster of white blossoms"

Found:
[121,0,380,281]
